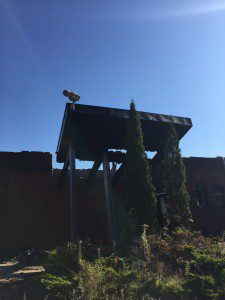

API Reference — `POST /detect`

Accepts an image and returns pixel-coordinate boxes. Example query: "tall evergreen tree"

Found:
[163,123,192,230]
[123,100,157,232]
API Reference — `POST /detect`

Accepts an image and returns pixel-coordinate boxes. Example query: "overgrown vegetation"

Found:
[163,123,193,230]
[123,100,157,232]
[42,229,225,299]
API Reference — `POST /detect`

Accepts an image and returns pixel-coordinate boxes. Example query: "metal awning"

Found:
[56,103,192,163]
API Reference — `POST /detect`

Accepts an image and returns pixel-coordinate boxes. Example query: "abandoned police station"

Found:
[1,94,225,253]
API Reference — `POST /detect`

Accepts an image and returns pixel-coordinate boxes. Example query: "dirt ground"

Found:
[0,261,51,300]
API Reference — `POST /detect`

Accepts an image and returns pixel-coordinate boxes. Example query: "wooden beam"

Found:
[111,162,117,176]
[74,151,126,164]
[108,151,126,164]
[111,163,125,187]
[85,159,101,188]
[103,150,116,243]
[69,141,78,243]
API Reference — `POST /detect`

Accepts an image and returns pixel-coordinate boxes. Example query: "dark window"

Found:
[196,185,207,208]
[213,186,224,207]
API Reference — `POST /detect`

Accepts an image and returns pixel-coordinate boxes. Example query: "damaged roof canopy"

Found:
[56,103,192,163]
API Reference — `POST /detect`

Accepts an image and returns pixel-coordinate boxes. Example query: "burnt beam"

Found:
[73,150,126,164]
[112,163,125,187]
[85,159,102,188]
[108,151,126,164]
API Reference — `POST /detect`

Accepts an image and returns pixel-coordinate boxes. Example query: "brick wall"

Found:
[0,152,107,253]
[184,157,225,235]
[152,156,225,235]
[0,151,225,253]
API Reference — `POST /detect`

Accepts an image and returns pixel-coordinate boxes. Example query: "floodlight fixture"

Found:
[63,90,80,103]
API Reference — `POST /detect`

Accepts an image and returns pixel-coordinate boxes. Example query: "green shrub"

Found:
[41,274,76,299]
[115,200,137,256]
[41,229,225,299]
[44,242,79,278]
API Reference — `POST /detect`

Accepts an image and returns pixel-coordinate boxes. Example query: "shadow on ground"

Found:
[0,261,51,300]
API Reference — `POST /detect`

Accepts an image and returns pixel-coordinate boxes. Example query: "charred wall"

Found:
[152,156,225,235]
[0,152,107,254]
[184,157,225,235]
[0,151,225,253]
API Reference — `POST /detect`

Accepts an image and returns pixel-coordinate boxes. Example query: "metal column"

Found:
[103,150,116,243]
[69,141,78,243]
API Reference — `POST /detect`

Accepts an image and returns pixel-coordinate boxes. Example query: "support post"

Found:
[103,150,116,243]
[69,141,78,243]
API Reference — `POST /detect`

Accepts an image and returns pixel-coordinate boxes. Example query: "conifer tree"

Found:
[123,101,157,232]
[163,123,192,230]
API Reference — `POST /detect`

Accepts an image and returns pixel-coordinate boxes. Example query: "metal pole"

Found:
[103,150,116,243]
[69,141,78,243]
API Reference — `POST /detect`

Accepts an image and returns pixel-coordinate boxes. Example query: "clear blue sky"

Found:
[1,0,225,168]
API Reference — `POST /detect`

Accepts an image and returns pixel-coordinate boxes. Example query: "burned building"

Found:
[1,103,225,253]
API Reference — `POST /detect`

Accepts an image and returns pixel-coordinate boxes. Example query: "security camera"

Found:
[63,90,80,103]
